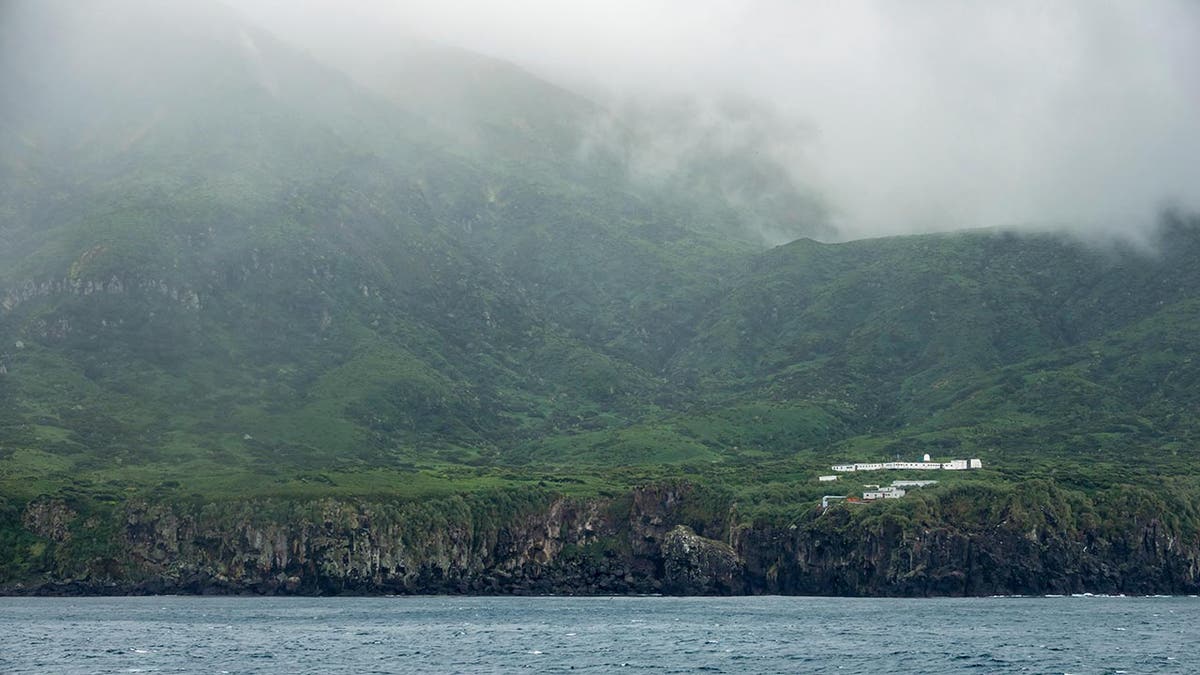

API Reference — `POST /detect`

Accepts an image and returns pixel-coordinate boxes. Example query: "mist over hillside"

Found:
[231,0,1200,243]
[2,0,1200,597]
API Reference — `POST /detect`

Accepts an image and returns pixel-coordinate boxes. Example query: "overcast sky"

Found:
[233,0,1200,241]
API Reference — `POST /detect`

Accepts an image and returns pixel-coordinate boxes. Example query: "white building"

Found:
[832,457,983,472]
[884,461,942,470]
[862,486,906,500]
[819,475,839,482]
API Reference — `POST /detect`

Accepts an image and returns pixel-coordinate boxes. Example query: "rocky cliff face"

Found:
[6,482,1200,596]
[737,508,1200,596]
[662,525,743,595]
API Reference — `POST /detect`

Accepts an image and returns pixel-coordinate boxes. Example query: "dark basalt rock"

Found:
[4,484,1200,597]
[661,525,744,595]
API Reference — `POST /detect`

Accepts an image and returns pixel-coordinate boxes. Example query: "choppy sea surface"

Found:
[0,595,1194,673]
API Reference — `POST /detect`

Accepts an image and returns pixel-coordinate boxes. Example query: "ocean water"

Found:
[0,595,1193,674]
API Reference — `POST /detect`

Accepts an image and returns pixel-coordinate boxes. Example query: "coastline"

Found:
[6,481,1199,599]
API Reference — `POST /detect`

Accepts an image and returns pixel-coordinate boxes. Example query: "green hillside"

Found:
[2,0,1199,524]
[668,222,1200,486]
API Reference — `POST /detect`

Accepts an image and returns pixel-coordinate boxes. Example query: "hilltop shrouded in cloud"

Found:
[231,0,1200,242]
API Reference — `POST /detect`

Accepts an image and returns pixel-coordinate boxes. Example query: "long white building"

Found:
[832,457,982,472]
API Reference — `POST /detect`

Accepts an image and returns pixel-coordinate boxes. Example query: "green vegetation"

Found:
[2,0,1200,559]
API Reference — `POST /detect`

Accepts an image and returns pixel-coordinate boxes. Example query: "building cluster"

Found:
[818,455,979,509]
[862,484,905,500]
[821,479,939,508]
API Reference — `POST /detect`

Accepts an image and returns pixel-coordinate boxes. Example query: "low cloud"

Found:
[234,0,1200,241]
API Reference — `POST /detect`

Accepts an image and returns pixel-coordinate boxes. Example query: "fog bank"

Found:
[236,1,1200,241]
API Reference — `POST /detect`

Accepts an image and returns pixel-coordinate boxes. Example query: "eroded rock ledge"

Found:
[4,482,1199,597]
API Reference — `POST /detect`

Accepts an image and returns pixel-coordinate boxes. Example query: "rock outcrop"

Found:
[21,499,77,543]
[661,525,744,595]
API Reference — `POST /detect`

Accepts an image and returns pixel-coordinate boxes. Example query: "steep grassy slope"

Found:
[512,219,1200,473]
[676,222,1200,423]
[0,0,764,499]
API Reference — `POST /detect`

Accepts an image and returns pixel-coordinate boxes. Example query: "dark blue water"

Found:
[0,595,1193,673]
